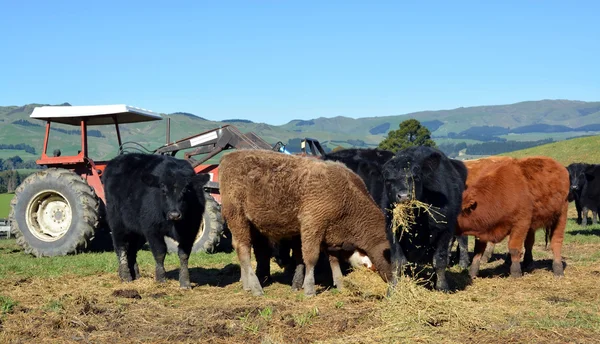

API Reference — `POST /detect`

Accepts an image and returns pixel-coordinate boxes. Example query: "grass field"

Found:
[0,212,599,343]
[500,135,600,165]
[0,193,14,218]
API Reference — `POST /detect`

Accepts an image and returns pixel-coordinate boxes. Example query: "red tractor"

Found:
[10,104,326,257]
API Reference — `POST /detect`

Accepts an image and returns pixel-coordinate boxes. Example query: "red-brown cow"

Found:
[462,156,513,263]
[457,156,569,278]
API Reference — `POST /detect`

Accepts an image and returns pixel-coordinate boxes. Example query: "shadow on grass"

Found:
[396,264,473,293]
[568,229,600,237]
[165,263,241,288]
[476,259,568,279]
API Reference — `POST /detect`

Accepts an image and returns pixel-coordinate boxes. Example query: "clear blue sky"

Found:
[1,1,598,125]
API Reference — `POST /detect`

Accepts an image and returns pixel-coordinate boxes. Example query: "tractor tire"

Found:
[165,193,225,254]
[9,168,99,257]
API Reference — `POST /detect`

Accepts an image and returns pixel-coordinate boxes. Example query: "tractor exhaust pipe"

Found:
[166,118,171,144]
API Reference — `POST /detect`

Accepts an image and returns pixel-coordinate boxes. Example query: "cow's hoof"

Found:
[510,269,522,278]
[304,291,316,298]
[291,281,303,292]
[468,265,480,279]
[553,262,565,278]
[436,282,450,292]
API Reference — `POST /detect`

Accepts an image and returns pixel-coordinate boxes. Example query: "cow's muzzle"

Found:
[168,211,182,221]
[396,192,410,202]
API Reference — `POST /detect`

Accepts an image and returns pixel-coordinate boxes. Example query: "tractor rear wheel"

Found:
[165,193,225,254]
[9,168,99,257]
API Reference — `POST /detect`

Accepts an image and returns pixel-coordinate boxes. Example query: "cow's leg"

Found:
[456,235,469,269]
[230,218,263,295]
[480,240,495,264]
[469,238,488,278]
[146,233,169,283]
[300,241,321,297]
[291,239,305,291]
[250,228,272,286]
[175,236,194,289]
[582,206,589,226]
[507,222,530,278]
[432,230,452,291]
[387,238,408,296]
[299,219,324,297]
[549,207,567,277]
[523,229,536,272]
[446,235,456,266]
[111,230,133,282]
[328,254,344,290]
[575,199,583,225]
[128,234,145,280]
[593,211,598,225]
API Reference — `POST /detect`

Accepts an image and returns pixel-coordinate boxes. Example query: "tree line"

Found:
[0,143,36,154]
[13,120,105,138]
[0,156,44,193]
[437,139,553,157]
[377,119,555,157]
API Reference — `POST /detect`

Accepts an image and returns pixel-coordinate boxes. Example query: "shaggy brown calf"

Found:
[219,149,392,297]
[457,156,569,278]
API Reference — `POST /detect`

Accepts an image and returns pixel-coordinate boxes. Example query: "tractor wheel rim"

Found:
[25,190,73,242]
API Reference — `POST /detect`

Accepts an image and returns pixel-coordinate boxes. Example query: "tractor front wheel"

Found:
[165,193,225,254]
[9,168,99,257]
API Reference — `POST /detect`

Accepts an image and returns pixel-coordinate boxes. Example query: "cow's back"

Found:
[322,150,389,207]
[517,156,569,228]
[464,156,513,185]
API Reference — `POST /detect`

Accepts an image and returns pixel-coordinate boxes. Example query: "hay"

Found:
[387,172,446,237]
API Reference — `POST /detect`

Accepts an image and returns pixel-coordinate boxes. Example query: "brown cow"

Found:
[219,149,392,297]
[457,156,569,278]
[463,156,513,263]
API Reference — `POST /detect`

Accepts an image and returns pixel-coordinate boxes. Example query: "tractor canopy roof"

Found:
[30,104,163,126]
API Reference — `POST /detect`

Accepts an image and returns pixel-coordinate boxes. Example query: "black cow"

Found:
[567,162,598,225]
[322,148,469,270]
[578,164,600,226]
[381,146,467,291]
[322,148,395,208]
[102,153,210,288]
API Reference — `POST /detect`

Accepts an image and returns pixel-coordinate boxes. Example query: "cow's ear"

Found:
[191,173,211,189]
[462,200,477,213]
[423,151,442,172]
[141,173,160,187]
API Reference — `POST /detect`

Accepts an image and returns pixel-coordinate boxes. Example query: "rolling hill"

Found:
[1,99,599,161]
[500,135,600,166]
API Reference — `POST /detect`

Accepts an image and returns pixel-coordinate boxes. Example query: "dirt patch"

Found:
[112,289,142,299]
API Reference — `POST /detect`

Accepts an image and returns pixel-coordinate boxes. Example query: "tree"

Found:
[332,145,345,152]
[378,119,436,153]
[6,170,21,193]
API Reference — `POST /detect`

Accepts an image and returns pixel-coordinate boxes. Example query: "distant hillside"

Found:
[1,99,599,162]
[500,135,600,166]
[281,99,600,140]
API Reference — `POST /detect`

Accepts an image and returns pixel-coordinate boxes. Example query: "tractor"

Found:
[10,104,326,257]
